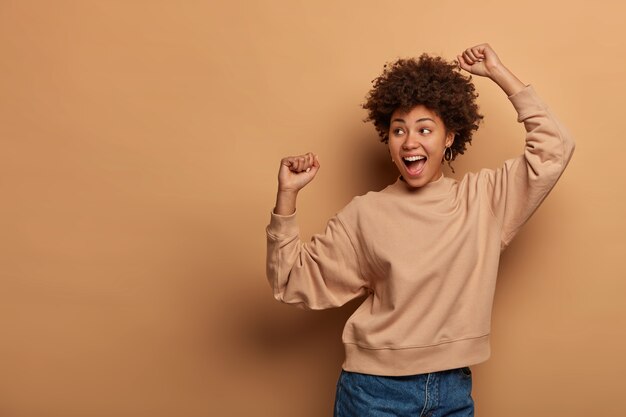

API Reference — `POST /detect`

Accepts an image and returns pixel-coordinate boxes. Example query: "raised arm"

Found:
[267,152,369,309]
[459,43,575,249]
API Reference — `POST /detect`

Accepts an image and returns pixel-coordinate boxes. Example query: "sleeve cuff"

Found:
[267,209,299,238]
[507,84,548,122]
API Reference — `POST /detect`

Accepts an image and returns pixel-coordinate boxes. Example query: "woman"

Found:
[266,43,575,416]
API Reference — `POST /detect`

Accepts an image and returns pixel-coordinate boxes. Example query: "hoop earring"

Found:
[444,146,453,162]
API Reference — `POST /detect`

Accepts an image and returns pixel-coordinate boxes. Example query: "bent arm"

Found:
[266,208,369,310]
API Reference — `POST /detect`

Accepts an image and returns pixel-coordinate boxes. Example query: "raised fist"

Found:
[277,152,320,192]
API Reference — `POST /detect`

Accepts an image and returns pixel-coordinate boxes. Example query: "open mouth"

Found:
[402,155,427,176]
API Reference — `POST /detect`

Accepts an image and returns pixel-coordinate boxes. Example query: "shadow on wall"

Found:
[208,282,367,415]
[238,295,367,358]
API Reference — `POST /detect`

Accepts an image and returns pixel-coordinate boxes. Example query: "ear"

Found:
[445,131,456,148]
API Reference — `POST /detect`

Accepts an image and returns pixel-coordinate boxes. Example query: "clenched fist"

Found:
[456,43,504,79]
[278,152,320,193]
[457,42,525,96]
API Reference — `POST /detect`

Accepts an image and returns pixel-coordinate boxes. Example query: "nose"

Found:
[401,131,422,150]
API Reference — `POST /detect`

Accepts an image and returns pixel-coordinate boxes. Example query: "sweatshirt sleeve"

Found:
[265,206,369,310]
[482,84,576,250]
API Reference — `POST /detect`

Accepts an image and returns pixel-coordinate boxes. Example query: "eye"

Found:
[392,128,405,136]
[420,128,432,134]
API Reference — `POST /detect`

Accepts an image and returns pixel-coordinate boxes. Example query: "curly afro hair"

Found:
[363,53,483,163]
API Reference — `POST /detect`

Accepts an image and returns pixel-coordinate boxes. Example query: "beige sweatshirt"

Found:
[265,85,575,376]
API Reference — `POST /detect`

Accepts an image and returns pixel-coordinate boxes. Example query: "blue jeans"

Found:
[333,367,474,417]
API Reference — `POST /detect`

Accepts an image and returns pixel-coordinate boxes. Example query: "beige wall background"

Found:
[1,0,625,416]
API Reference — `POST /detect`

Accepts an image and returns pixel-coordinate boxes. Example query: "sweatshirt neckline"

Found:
[385,173,454,197]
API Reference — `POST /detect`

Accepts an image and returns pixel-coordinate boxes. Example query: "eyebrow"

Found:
[391,117,436,124]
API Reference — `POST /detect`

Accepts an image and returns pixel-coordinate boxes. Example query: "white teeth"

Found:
[403,155,426,162]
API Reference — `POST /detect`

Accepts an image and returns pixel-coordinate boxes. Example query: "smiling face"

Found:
[388,104,455,188]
